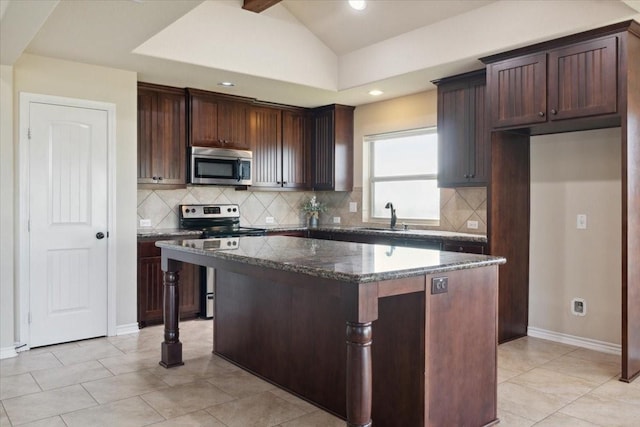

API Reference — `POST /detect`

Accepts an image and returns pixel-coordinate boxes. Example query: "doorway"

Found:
[19,93,116,348]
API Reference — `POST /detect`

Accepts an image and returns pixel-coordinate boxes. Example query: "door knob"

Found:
[96,232,105,239]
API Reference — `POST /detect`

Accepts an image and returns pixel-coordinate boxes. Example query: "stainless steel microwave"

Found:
[190,147,252,186]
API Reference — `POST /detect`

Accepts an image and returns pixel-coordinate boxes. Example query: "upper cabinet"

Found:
[248,106,311,190]
[187,89,251,150]
[137,83,187,188]
[485,35,618,131]
[282,109,312,190]
[434,70,489,187]
[312,104,354,191]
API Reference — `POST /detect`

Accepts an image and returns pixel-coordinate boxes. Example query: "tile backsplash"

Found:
[137,186,486,234]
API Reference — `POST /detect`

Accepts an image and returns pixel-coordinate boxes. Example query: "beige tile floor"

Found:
[1,319,639,426]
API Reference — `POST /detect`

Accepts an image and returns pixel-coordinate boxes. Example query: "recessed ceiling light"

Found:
[348,0,366,11]
[369,89,383,96]
[217,81,235,87]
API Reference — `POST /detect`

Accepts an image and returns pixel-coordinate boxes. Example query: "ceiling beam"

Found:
[242,0,282,13]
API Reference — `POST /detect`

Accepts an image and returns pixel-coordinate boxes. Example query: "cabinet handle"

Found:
[550,109,557,115]
[470,174,475,178]
[158,177,163,181]
[458,246,464,251]
[463,174,469,179]
[282,181,287,185]
[538,111,545,117]
[152,176,158,181]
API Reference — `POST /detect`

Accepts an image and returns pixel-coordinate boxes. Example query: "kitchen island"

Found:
[157,236,505,427]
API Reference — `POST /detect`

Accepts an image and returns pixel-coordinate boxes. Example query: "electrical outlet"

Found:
[467,220,479,229]
[349,202,358,213]
[431,277,448,294]
[577,214,587,229]
[333,217,341,224]
[266,217,275,224]
[139,219,151,227]
[571,298,586,316]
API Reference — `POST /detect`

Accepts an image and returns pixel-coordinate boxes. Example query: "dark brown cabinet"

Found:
[487,36,618,129]
[188,89,250,150]
[281,109,312,189]
[434,70,489,187]
[311,104,354,191]
[137,239,200,327]
[248,106,311,190]
[442,240,487,254]
[137,83,187,187]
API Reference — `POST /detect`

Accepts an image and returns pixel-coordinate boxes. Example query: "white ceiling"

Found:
[2,0,639,108]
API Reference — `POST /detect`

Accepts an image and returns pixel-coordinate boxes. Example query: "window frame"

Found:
[364,127,439,225]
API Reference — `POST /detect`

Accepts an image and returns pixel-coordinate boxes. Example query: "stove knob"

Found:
[233,208,237,212]
[227,241,232,246]
[232,241,237,246]
[227,208,232,212]
[191,208,196,213]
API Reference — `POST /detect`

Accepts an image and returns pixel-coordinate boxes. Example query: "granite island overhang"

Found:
[156,236,506,427]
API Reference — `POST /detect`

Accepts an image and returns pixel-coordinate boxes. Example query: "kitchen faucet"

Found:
[385,202,397,229]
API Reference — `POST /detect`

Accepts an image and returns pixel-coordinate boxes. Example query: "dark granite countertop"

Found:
[157,236,504,284]
[137,228,202,239]
[139,225,486,243]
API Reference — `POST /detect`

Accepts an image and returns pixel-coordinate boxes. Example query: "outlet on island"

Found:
[266,217,275,224]
[333,217,341,224]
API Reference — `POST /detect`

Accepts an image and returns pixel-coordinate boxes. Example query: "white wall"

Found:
[1,65,16,357]
[11,54,138,338]
[529,128,622,345]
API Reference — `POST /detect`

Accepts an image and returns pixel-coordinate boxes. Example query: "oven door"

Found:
[191,147,252,185]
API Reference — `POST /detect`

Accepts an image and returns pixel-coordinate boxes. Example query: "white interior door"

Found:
[28,101,108,347]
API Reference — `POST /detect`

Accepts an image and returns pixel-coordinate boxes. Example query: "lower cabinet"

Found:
[137,239,200,327]
[442,240,487,254]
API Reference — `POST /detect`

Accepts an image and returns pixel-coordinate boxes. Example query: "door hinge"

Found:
[27,219,30,232]
[28,128,31,140]
[28,312,32,324]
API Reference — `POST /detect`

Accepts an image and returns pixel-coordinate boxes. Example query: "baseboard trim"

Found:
[527,327,621,355]
[116,323,140,336]
[0,346,18,359]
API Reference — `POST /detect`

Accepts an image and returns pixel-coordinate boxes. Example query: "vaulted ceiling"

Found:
[1,0,639,107]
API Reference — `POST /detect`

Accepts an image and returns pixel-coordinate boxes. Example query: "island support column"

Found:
[346,321,373,427]
[343,283,378,427]
[160,258,184,368]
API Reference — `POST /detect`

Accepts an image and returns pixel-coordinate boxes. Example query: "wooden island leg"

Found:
[346,321,373,427]
[160,259,184,368]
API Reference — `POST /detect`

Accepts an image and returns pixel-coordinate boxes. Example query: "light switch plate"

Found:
[467,220,479,229]
[139,219,151,227]
[333,217,341,224]
[266,217,275,224]
[349,202,358,213]
[577,214,587,229]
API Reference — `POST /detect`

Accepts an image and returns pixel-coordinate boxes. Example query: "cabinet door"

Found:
[282,110,311,189]
[248,106,282,188]
[190,95,220,147]
[218,101,249,149]
[137,88,156,184]
[488,53,547,128]
[312,105,354,191]
[437,82,470,187]
[312,108,334,190]
[137,86,186,186]
[469,79,490,185]
[548,36,617,121]
[155,92,186,185]
[137,256,164,326]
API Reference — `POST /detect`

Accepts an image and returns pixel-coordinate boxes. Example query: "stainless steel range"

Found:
[179,204,266,318]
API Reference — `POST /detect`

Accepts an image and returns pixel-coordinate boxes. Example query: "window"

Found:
[365,127,439,223]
